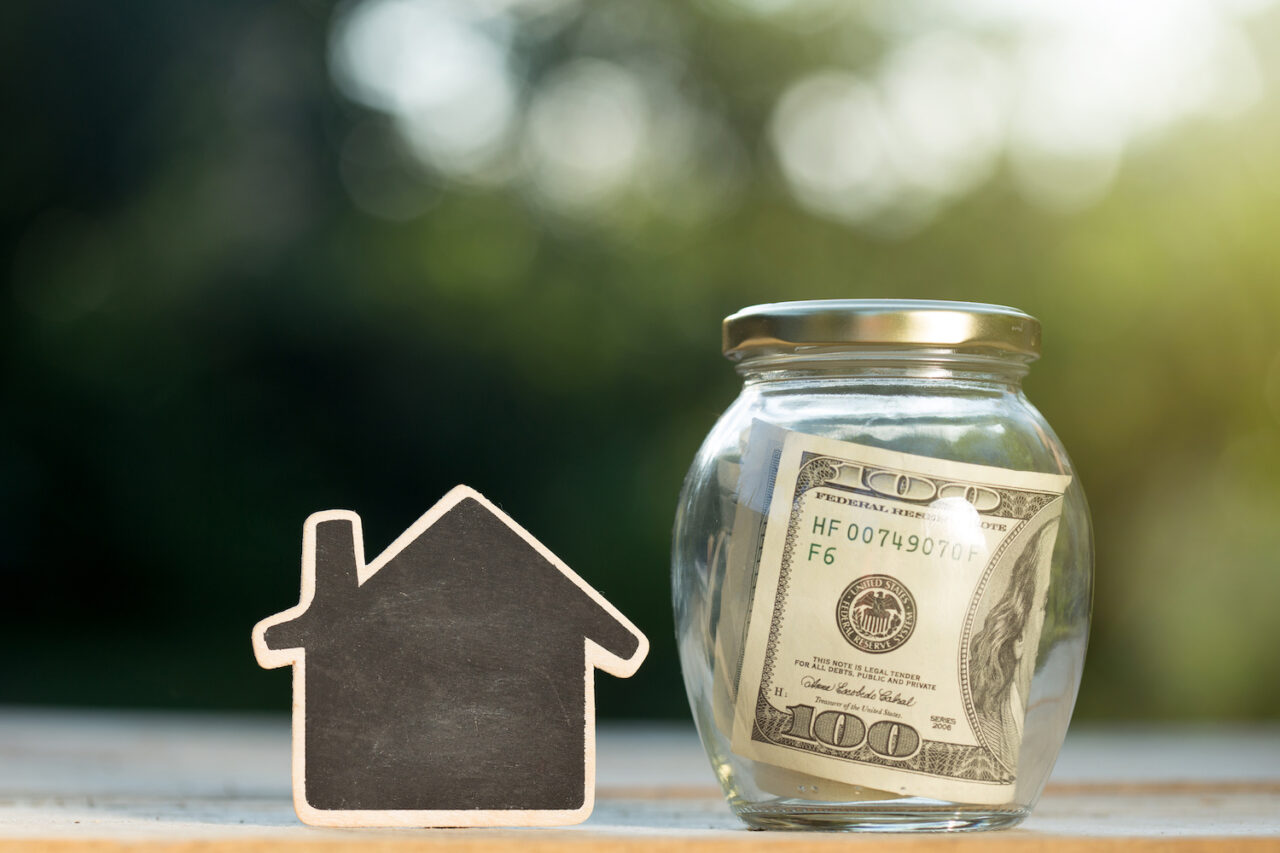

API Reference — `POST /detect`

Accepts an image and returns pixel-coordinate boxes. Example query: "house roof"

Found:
[254,485,646,672]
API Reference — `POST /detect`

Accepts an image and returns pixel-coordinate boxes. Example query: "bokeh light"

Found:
[770,33,1006,230]
[524,59,649,209]
[328,0,1277,229]
[330,0,519,178]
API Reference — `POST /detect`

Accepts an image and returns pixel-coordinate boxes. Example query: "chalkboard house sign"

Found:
[252,485,649,827]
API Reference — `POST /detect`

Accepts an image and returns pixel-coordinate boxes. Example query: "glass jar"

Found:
[672,300,1092,832]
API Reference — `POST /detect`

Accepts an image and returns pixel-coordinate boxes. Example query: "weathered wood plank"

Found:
[0,710,1276,850]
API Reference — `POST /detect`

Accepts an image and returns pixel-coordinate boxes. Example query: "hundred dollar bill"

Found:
[730,428,1071,804]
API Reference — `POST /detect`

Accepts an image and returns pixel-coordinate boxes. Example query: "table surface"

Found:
[0,708,1277,851]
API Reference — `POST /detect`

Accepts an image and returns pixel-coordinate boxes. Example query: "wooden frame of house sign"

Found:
[252,485,649,828]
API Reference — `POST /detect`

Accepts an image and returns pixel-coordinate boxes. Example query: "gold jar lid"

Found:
[723,299,1041,361]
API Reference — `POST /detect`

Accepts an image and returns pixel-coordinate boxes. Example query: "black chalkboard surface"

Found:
[252,486,649,827]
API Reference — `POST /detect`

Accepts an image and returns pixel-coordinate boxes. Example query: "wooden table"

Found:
[0,708,1276,851]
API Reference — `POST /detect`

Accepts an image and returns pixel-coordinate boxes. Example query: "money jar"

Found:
[672,300,1092,831]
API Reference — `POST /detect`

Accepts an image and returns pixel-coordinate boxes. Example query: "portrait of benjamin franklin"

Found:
[967,520,1058,775]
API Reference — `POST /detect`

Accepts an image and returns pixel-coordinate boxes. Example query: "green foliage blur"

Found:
[2,0,1279,721]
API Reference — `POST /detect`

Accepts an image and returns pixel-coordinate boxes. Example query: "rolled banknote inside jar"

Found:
[727,425,1069,805]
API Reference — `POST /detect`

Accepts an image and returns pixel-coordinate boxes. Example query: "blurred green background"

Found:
[3,0,1278,721]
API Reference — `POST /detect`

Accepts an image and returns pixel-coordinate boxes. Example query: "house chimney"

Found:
[312,516,360,596]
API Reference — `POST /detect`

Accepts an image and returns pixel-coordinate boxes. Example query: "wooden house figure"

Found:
[252,486,648,827]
